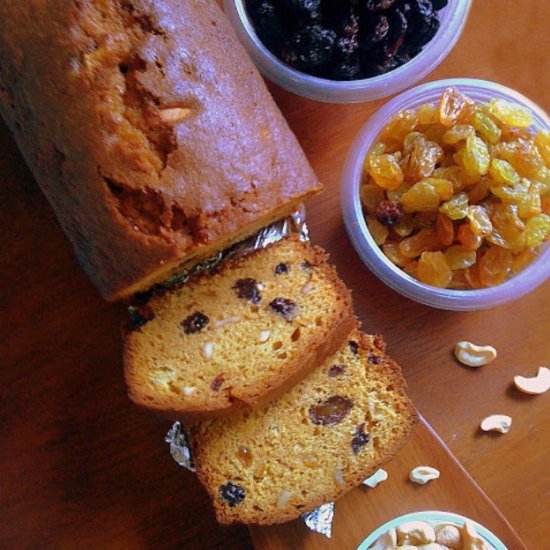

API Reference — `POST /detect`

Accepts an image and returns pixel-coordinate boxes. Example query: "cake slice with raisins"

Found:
[190,331,417,524]
[124,236,356,418]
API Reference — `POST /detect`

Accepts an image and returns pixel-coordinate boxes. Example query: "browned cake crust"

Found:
[0,0,321,300]
[190,331,418,525]
[124,236,357,420]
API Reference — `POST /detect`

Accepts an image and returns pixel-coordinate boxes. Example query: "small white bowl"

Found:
[223,0,472,103]
[355,510,507,550]
[341,78,550,311]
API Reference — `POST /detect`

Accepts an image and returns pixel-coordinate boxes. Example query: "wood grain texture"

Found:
[1,0,549,549]
[250,417,526,550]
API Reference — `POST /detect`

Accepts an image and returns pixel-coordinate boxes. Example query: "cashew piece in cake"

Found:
[363,468,389,488]
[514,366,550,395]
[409,466,440,485]
[369,527,397,550]
[454,341,497,367]
[396,521,436,546]
[480,414,512,433]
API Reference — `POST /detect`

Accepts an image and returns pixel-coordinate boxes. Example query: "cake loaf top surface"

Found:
[0,0,321,299]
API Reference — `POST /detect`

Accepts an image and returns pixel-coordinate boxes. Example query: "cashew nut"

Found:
[462,520,491,550]
[435,523,462,549]
[454,341,497,367]
[409,466,440,485]
[159,107,191,123]
[480,414,512,434]
[363,468,389,488]
[369,527,397,550]
[514,366,550,395]
[396,521,436,546]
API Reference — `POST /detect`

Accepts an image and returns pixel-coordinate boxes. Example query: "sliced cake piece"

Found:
[190,331,418,525]
[124,236,356,418]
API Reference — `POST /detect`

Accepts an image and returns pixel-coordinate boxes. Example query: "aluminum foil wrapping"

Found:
[301,502,335,538]
[161,209,334,537]
[131,207,309,306]
[164,421,195,472]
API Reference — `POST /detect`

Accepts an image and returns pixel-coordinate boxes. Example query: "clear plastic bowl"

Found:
[341,78,550,311]
[355,511,507,550]
[223,0,472,103]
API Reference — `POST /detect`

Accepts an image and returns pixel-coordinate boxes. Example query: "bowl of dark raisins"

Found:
[341,78,550,310]
[223,0,472,102]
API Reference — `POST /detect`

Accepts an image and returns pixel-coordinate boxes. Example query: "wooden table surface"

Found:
[1,1,549,549]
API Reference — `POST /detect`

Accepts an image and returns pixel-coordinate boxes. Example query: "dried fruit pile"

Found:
[245,0,447,80]
[361,88,550,288]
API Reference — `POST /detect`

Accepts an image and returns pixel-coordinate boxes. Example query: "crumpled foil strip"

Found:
[161,209,334,537]
[164,421,195,473]
[133,208,308,304]
[301,502,335,538]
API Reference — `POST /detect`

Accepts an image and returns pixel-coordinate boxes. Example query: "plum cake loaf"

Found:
[124,236,357,418]
[0,0,321,300]
[190,331,418,525]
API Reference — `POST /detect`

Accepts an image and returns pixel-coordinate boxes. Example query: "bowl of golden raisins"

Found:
[342,78,550,310]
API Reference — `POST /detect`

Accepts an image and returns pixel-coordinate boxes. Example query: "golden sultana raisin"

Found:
[418,103,439,125]
[459,135,490,177]
[489,98,534,128]
[399,229,442,258]
[382,242,408,266]
[367,154,404,190]
[380,110,419,143]
[535,130,550,166]
[489,158,520,185]
[407,139,443,180]
[393,213,415,237]
[490,176,530,204]
[487,203,526,250]
[400,181,440,212]
[467,178,491,203]
[457,222,483,250]
[524,213,550,248]
[467,205,493,237]
[418,251,452,288]
[423,178,454,201]
[361,183,386,214]
[443,124,475,145]
[518,182,542,219]
[438,87,470,127]
[478,246,513,287]
[440,192,469,220]
[435,212,455,246]
[444,245,477,270]
[472,110,502,145]
[366,216,389,245]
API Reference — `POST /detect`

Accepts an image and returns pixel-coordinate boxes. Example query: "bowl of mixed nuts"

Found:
[356,510,507,549]
[342,78,550,310]
[223,0,472,102]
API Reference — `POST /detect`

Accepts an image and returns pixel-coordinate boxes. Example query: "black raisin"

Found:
[211,375,225,392]
[269,298,299,320]
[127,305,155,331]
[351,424,370,454]
[349,340,359,354]
[282,25,336,73]
[301,260,313,270]
[181,311,209,334]
[364,0,398,13]
[382,8,408,59]
[283,0,321,19]
[247,1,288,52]
[275,262,290,275]
[431,0,448,9]
[309,395,354,426]
[219,482,245,507]
[234,278,262,304]
[328,364,346,377]
[376,200,404,227]
[358,14,389,52]
[369,353,382,365]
